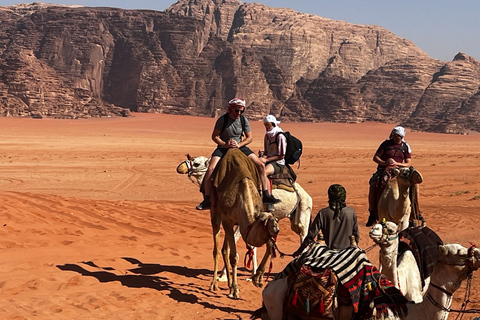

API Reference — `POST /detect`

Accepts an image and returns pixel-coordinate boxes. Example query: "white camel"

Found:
[256,243,480,320]
[176,154,312,277]
[377,166,423,232]
[369,221,428,303]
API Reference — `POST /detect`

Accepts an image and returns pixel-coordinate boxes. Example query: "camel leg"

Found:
[219,226,255,282]
[209,208,222,292]
[252,241,273,287]
[294,185,312,242]
[223,221,240,299]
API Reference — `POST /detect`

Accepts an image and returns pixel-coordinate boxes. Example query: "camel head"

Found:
[392,166,423,185]
[438,243,480,274]
[176,155,209,176]
[258,212,280,239]
[369,220,399,245]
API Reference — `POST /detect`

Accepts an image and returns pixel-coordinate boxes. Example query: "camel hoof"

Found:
[252,275,264,288]
[227,290,240,300]
[209,282,219,291]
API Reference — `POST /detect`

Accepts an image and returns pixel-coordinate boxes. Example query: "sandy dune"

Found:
[0,113,478,319]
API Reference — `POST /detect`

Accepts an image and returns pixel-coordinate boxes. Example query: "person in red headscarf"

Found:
[196,98,281,210]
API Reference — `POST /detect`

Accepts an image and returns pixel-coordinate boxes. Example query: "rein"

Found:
[183,154,208,188]
[427,243,480,318]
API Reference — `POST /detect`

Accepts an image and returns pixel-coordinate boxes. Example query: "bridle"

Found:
[395,166,417,185]
[371,219,398,245]
[184,154,208,187]
[426,243,480,319]
[243,213,279,274]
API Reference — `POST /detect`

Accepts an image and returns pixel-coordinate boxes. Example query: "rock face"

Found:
[1,1,480,132]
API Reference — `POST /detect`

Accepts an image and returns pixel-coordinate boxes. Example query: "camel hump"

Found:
[212,149,262,193]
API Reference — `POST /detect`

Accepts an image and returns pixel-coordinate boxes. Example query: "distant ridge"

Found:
[0,0,479,133]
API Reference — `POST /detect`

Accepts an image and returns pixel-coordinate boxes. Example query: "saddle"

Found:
[285,265,336,320]
[268,164,297,193]
[372,167,423,225]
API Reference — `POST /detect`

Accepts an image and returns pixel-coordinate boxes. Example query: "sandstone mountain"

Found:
[1,1,479,133]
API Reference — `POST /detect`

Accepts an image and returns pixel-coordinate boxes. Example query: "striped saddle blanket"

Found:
[277,243,408,319]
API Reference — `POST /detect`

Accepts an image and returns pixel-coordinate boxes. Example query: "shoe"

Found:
[366,215,376,227]
[196,199,211,210]
[266,204,275,212]
[263,194,281,204]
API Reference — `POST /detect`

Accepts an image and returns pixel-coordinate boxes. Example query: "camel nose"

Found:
[176,162,188,174]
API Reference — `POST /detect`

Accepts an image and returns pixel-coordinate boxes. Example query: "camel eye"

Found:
[193,163,200,167]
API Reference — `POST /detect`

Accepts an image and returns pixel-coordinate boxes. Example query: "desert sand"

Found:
[0,113,479,319]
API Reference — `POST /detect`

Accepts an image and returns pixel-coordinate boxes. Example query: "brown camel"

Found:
[177,153,312,280]
[377,166,423,232]
[209,149,279,299]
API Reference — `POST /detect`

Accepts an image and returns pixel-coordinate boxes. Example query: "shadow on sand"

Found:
[57,257,253,315]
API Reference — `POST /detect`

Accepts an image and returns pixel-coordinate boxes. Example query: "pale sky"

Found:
[2,0,480,61]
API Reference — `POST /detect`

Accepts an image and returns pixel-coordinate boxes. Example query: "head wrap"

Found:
[389,125,412,153]
[328,184,346,219]
[263,115,281,126]
[391,126,406,138]
[228,98,246,108]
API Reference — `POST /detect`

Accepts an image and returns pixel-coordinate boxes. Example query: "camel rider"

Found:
[259,115,287,176]
[293,184,359,255]
[366,126,412,226]
[196,98,282,210]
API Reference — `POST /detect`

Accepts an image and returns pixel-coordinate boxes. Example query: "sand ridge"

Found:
[0,113,478,319]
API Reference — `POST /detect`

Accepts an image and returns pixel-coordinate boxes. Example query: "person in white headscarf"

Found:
[366,126,413,226]
[260,115,287,176]
[196,99,281,210]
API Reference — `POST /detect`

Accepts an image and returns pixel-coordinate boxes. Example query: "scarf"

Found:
[265,126,283,141]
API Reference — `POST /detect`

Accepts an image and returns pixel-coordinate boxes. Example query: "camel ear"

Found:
[412,171,423,184]
[392,168,400,176]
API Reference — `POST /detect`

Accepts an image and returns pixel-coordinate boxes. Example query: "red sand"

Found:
[0,113,478,319]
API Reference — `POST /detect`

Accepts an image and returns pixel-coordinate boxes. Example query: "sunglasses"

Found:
[235,109,245,114]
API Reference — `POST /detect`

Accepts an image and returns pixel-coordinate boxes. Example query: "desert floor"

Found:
[0,113,479,319]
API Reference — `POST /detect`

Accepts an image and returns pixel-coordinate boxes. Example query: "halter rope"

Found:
[427,243,480,318]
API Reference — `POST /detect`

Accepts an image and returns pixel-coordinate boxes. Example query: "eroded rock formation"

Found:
[1,1,479,133]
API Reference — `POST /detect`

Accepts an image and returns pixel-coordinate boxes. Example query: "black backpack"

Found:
[275,131,303,167]
[220,113,246,135]
[383,140,407,157]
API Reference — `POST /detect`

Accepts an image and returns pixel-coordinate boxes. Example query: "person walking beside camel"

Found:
[196,98,281,210]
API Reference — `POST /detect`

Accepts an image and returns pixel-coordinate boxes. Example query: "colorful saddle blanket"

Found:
[286,265,335,319]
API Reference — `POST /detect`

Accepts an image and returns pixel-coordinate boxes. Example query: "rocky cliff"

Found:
[1,1,479,133]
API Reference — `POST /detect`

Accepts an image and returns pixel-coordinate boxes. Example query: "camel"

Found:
[176,154,312,241]
[208,149,280,299]
[377,166,423,232]
[176,154,312,278]
[369,221,429,303]
[254,242,408,320]
[255,242,480,320]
